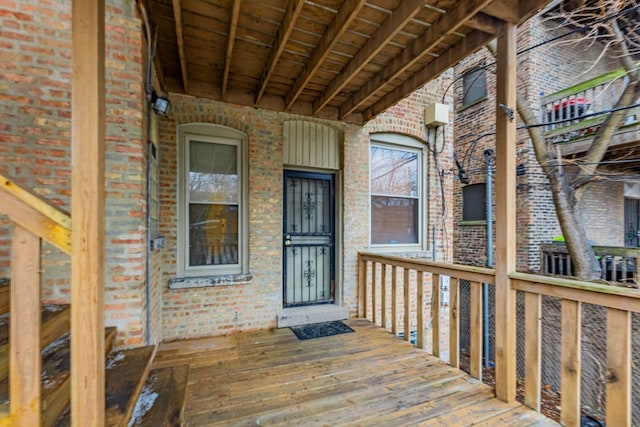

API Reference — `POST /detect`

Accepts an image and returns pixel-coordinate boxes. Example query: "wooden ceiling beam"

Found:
[255,0,306,104]
[482,0,519,23]
[313,0,428,114]
[222,0,242,99]
[465,12,500,34]
[284,0,368,110]
[171,0,189,93]
[340,0,493,119]
[361,29,496,122]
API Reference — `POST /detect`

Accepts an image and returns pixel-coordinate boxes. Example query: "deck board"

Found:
[154,319,558,426]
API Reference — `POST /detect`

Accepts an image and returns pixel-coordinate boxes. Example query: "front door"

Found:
[283,171,335,307]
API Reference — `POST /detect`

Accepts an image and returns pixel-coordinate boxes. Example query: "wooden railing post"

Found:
[381,264,389,330]
[372,262,378,325]
[391,266,398,335]
[403,269,410,342]
[358,255,366,318]
[416,271,424,349]
[524,292,541,411]
[71,0,105,425]
[561,300,581,426]
[494,21,517,403]
[10,226,41,426]
[606,308,631,426]
[469,281,482,380]
[432,273,440,357]
[449,278,459,368]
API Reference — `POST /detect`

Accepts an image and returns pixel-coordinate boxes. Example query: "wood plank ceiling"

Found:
[139,0,553,124]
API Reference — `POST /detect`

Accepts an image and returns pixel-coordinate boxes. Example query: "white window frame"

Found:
[177,124,249,277]
[369,133,427,251]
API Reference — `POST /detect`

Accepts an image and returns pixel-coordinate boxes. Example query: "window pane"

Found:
[463,68,487,106]
[371,196,418,244]
[371,146,418,196]
[189,141,238,203]
[189,204,238,266]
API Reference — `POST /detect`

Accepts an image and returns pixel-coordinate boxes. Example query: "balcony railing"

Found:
[540,243,639,287]
[358,251,640,426]
[541,68,638,143]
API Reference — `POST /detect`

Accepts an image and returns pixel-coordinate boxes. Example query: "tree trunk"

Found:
[546,164,602,279]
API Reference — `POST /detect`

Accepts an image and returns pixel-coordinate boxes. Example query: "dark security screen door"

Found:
[283,171,335,307]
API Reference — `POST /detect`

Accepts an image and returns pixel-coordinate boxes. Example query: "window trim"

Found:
[369,133,427,251]
[177,124,249,277]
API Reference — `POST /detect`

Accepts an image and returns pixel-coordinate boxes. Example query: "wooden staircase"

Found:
[0,281,156,426]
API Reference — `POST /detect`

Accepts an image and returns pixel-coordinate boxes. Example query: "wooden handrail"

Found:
[0,174,71,254]
[359,251,495,284]
[358,252,495,383]
[359,253,640,426]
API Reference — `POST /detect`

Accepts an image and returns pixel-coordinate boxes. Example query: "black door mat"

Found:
[290,321,354,340]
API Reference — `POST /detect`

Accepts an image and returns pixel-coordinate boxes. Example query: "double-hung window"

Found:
[178,124,248,277]
[370,134,424,249]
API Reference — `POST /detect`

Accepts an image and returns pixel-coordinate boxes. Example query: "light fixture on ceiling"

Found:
[150,91,171,117]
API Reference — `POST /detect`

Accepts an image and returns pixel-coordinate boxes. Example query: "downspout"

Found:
[484,148,495,368]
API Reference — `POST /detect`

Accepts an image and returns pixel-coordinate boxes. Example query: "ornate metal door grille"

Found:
[283,171,335,307]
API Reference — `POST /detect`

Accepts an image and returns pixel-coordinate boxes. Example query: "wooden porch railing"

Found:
[0,174,72,426]
[540,243,640,287]
[541,68,638,142]
[359,251,640,427]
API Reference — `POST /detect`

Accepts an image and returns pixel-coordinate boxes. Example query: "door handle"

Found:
[284,235,291,246]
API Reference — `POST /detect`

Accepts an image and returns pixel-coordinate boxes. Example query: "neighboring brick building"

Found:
[0,0,454,346]
[452,16,625,273]
[452,15,639,422]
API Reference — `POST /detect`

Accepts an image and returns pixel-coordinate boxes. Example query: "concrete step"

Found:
[276,304,349,328]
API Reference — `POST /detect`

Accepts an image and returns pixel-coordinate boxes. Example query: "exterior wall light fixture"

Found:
[150,91,171,117]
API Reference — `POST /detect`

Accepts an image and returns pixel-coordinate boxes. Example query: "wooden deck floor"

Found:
[153,319,559,426]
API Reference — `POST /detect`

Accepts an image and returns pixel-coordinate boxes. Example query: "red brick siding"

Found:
[0,0,149,347]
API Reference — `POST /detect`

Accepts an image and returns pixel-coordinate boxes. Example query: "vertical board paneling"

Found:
[283,121,341,169]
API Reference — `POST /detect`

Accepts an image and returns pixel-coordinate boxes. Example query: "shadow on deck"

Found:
[152,319,558,426]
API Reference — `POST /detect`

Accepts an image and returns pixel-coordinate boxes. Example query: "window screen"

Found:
[462,68,487,106]
[462,183,486,221]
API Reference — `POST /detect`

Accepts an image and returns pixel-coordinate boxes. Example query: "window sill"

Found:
[458,220,488,226]
[457,96,488,113]
[169,273,253,290]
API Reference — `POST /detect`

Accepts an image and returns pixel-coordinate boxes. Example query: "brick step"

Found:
[128,364,190,427]
[54,345,156,427]
[0,304,71,381]
[0,326,117,427]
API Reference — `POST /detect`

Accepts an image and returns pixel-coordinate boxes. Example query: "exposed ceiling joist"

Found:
[362,29,495,121]
[340,0,495,118]
[222,0,242,99]
[482,0,519,22]
[142,0,557,124]
[313,0,428,114]
[465,12,500,34]
[284,0,368,109]
[171,0,189,94]
[255,0,306,104]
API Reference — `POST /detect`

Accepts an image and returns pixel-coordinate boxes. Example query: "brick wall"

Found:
[579,181,625,246]
[452,17,624,272]
[0,0,151,347]
[157,78,453,340]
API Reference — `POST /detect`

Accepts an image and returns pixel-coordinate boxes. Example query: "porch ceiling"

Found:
[138,0,552,124]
